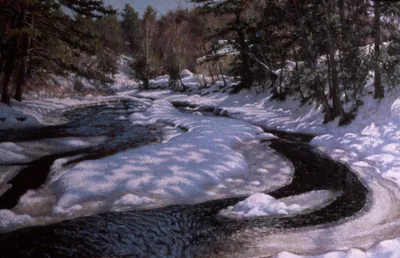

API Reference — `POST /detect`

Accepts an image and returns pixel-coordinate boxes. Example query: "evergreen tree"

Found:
[95,13,124,75]
[190,0,256,92]
[120,4,141,53]
[0,0,115,104]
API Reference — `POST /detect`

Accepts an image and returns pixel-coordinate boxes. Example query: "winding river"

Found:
[0,98,398,258]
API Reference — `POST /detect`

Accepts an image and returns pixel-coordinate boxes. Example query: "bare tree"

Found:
[133,6,158,89]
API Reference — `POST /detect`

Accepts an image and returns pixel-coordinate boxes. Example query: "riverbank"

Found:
[121,76,400,258]
[1,70,400,257]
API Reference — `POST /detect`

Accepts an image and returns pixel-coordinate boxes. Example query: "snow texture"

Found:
[2,60,400,257]
[49,99,285,214]
[219,193,301,218]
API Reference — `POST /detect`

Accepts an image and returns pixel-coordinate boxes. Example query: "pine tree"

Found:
[95,13,124,75]
[0,0,116,104]
[120,4,141,54]
[189,0,256,92]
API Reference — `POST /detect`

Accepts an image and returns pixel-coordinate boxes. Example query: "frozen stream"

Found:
[0,99,399,257]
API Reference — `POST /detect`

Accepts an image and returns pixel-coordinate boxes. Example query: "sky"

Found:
[104,0,196,16]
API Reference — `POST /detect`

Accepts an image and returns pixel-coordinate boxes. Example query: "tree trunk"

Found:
[1,41,18,105]
[338,0,346,40]
[327,54,332,99]
[144,78,149,89]
[217,60,227,87]
[322,0,344,118]
[14,10,31,102]
[201,63,208,87]
[143,74,149,89]
[374,1,384,99]
[278,50,286,95]
[315,76,333,122]
[208,62,215,84]
[294,48,305,100]
[235,11,252,90]
[14,39,29,101]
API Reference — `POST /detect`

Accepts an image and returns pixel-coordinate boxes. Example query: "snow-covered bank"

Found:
[0,103,41,130]
[49,100,290,215]
[1,97,302,233]
[124,78,400,257]
[3,61,400,257]
[312,94,400,187]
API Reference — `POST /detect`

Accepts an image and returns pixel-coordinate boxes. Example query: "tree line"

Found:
[2,0,400,125]
[0,1,210,103]
[189,0,400,123]
[0,0,125,104]
[120,4,208,90]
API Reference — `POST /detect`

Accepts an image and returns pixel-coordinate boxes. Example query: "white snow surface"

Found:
[3,61,400,257]
[49,99,288,214]
[123,82,400,257]
[109,56,138,91]
[0,96,298,233]
[219,193,302,218]
[0,142,28,163]
[0,103,41,129]
[220,190,338,219]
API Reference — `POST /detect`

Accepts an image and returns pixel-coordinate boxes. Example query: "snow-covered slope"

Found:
[3,59,400,257]
[124,76,400,257]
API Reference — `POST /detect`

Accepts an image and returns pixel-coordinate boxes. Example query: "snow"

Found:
[48,99,288,214]
[0,103,41,129]
[120,81,400,257]
[196,40,239,63]
[3,59,400,257]
[311,93,400,187]
[181,69,194,78]
[219,190,339,219]
[219,193,302,218]
[0,95,297,232]
[276,238,400,258]
[0,143,29,163]
[114,194,154,208]
[109,56,138,90]
[0,210,33,231]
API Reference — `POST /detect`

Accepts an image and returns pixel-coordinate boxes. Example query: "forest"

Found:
[1,0,400,124]
[3,1,400,257]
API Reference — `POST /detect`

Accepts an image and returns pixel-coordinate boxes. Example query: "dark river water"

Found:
[0,99,369,258]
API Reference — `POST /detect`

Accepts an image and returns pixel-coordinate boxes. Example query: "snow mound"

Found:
[114,194,154,207]
[181,69,194,78]
[0,143,28,163]
[0,142,24,153]
[0,103,40,129]
[219,193,301,218]
[149,75,170,89]
[0,210,33,230]
[391,98,400,118]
